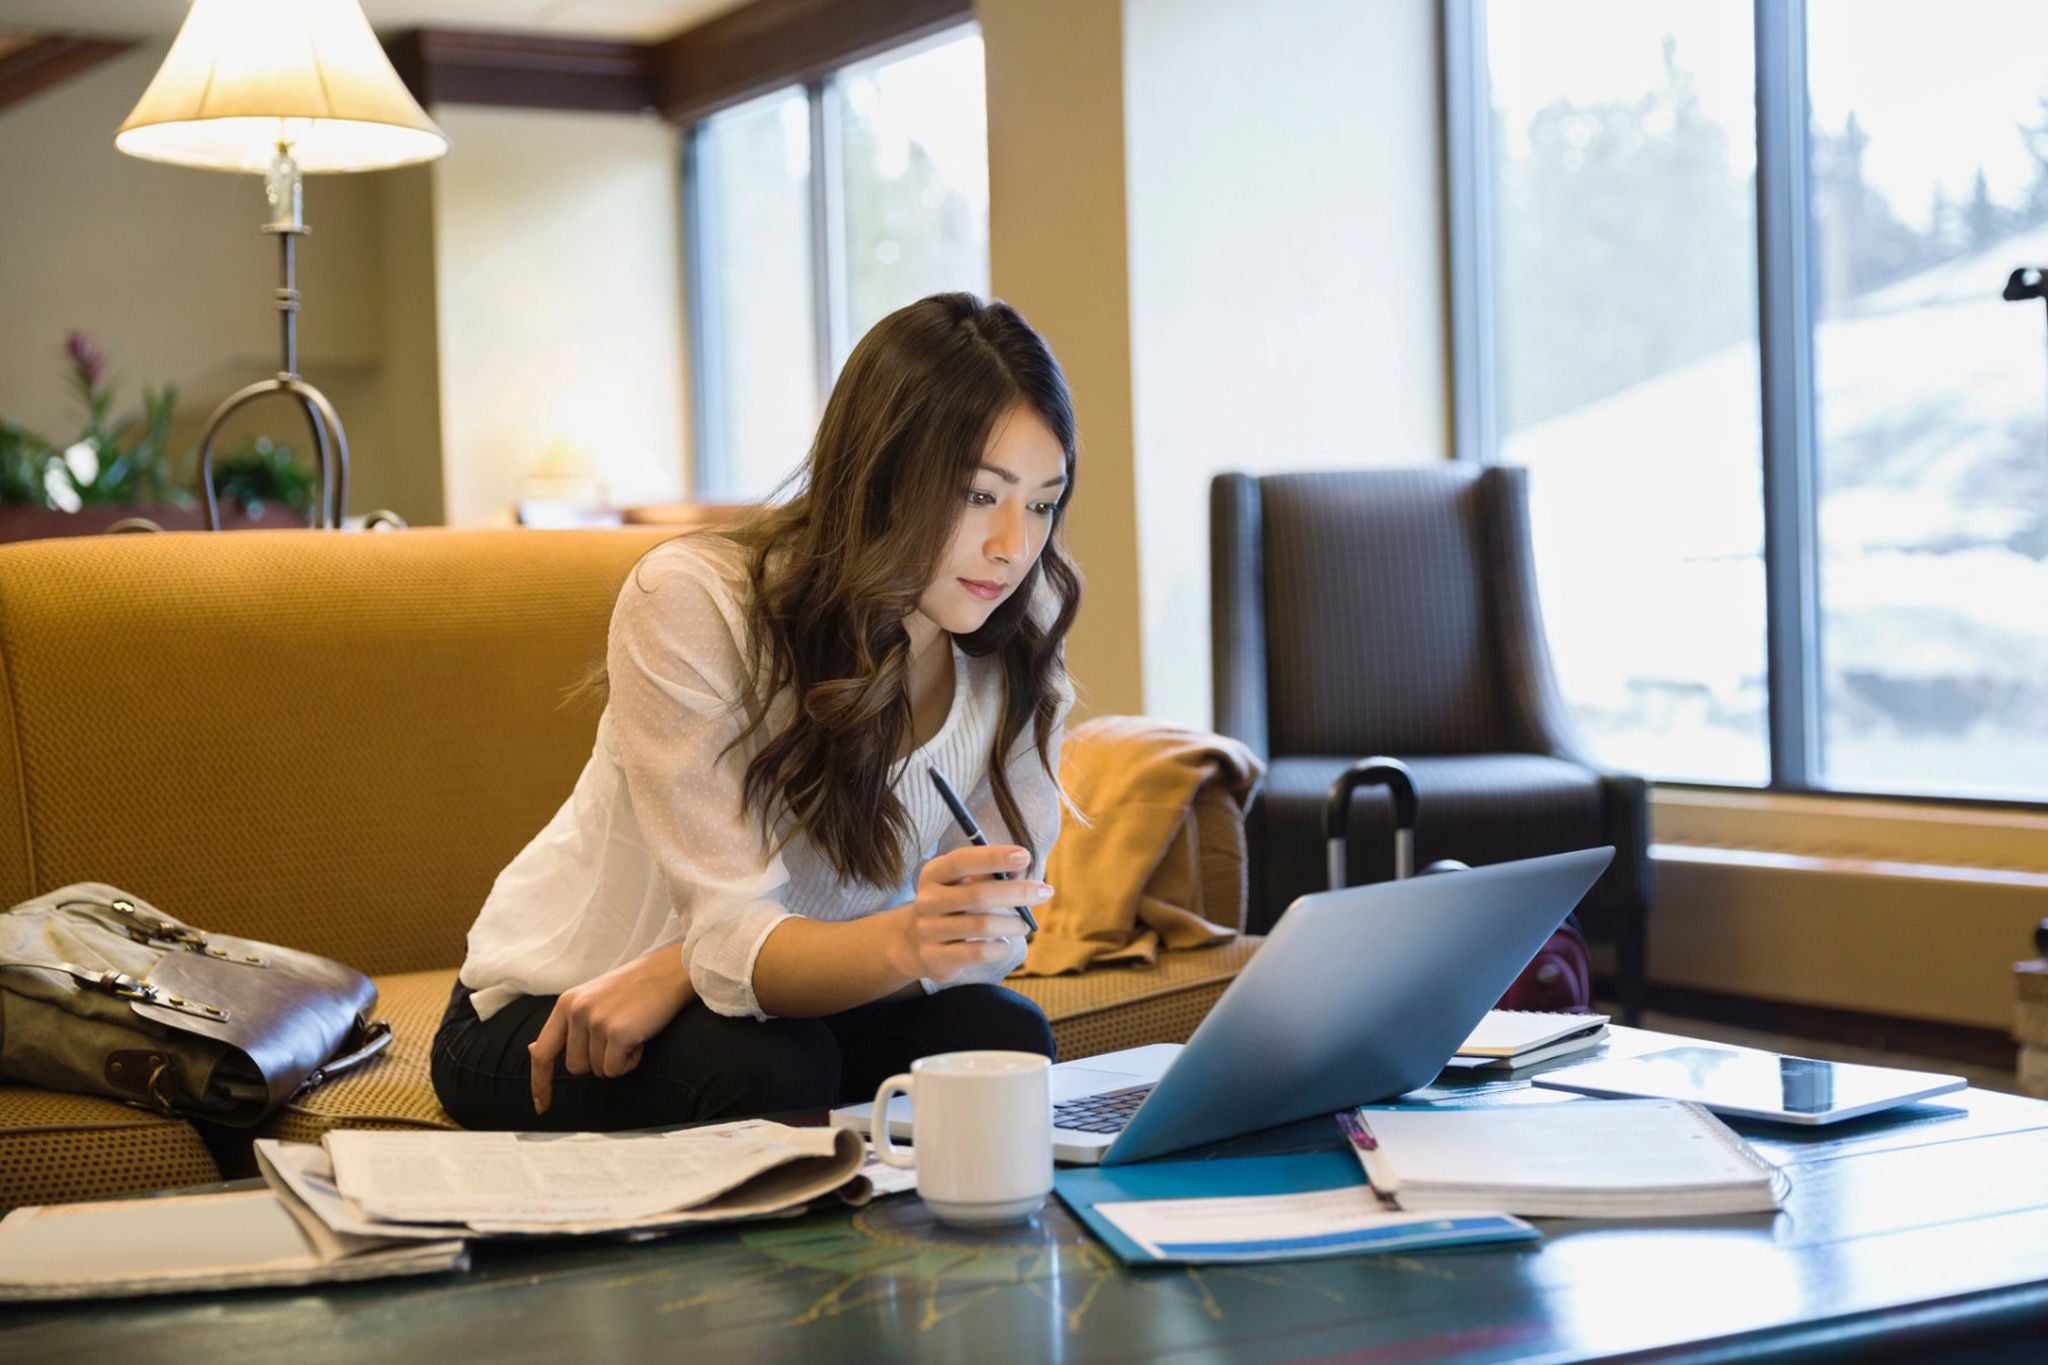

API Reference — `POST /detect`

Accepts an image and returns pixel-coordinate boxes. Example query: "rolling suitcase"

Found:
[1325,757,1594,1013]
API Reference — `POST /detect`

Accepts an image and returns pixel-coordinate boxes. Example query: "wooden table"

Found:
[7,1036,2048,1363]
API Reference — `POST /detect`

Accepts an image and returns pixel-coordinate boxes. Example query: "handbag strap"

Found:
[0,958,232,1022]
[293,1019,394,1096]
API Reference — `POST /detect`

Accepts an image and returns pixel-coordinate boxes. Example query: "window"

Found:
[690,87,821,506]
[685,26,991,500]
[1450,0,2048,803]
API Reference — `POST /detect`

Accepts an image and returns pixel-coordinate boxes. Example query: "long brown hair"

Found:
[727,293,1080,889]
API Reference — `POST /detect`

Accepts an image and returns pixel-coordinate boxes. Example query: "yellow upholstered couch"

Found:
[0,528,1254,1208]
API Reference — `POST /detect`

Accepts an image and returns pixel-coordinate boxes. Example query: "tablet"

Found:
[1529,1045,1967,1125]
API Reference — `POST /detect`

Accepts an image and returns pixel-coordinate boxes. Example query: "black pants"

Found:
[430,980,1056,1131]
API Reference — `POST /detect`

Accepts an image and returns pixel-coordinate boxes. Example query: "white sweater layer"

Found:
[458,534,1065,1021]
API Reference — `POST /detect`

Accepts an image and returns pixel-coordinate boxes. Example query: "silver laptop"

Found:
[832,846,1614,1166]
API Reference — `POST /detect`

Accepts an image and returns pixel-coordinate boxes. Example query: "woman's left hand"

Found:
[528,946,696,1115]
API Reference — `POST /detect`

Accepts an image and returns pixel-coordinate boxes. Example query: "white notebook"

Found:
[1450,1010,1611,1070]
[1343,1099,1783,1219]
[0,1189,466,1301]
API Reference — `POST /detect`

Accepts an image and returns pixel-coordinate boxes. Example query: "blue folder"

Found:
[1053,1150,1537,1266]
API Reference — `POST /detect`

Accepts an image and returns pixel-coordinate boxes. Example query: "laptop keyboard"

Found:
[1053,1083,1155,1134]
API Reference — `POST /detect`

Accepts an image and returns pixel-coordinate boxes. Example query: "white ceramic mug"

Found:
[873,1050,1054,1227]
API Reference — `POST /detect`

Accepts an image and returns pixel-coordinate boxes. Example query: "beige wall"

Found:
[980,0,1147,720]
[428,104,690,528]
[363,164,446,525]
[1123,0,1450,725]
[0,43,439,523]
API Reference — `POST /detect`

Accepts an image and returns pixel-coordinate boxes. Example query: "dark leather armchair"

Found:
[1210,464,1652,1022]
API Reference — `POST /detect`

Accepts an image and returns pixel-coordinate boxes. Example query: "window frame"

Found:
[1442,0,2047,813]
[681,21,983,500]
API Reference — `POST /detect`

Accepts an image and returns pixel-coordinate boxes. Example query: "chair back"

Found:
[1213,465,1519,759]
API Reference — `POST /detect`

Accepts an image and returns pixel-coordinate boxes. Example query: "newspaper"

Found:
[256,1140,477,1242]
[262,1120,865,1240]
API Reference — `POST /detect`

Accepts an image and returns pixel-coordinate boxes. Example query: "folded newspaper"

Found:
[257,1119,867,1239]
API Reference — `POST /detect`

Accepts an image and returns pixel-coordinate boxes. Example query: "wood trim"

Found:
[653,0,973,125]
[1641,981,2019,1073]
[385,29,657,114]
[381,2,975,122]
[0,36,131,117]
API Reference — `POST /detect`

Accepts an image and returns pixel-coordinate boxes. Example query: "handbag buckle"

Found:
[106,898,209,950]
[93,969,157,1001]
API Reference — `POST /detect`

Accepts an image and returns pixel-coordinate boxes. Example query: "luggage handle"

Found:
[1324,757,1419,887]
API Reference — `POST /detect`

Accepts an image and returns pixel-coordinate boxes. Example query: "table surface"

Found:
[8,1029,2048,1365]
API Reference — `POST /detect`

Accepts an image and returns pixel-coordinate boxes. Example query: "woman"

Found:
[430,294,1081,1131]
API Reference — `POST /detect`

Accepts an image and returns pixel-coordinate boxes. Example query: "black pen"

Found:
[926,766,1038,935]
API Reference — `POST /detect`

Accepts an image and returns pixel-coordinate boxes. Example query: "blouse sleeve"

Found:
[607,544,793,1020]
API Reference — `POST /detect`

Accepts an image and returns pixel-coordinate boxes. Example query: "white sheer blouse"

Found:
[458,534,1067,1021]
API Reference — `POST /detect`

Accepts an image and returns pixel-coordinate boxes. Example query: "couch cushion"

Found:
[259,969,463,1145]
[0,1086,220,1210]
[0,527,672,975]
[1010,938,1261,1060]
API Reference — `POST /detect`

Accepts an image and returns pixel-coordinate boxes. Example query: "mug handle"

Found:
[872,1072,915,1169]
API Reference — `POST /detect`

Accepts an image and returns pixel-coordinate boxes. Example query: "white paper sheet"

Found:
[851,1149,919,1198]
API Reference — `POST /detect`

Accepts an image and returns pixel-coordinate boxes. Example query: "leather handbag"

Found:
[0,883,392,1126]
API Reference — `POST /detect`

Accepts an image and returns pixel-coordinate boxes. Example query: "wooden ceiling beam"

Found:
[653,0,971,125]
[0,35,132,118]
[380,0,979,126]
[385,29,658,115]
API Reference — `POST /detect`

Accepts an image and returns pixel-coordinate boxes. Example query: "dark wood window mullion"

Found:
[1753,0,1823,790]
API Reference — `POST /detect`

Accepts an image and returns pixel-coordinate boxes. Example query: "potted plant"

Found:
[207,435,319,522]
[0,333,310,541]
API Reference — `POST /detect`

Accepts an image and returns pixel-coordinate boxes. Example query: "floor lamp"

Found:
[114,0,447,530]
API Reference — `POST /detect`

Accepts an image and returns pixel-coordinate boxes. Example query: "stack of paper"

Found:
[1343,1099,1783,1218]
[0,1188,465,1301]
[1447,1010,1610,1070]
[262,1118,868,1240]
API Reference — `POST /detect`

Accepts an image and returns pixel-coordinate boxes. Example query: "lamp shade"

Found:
[115,0,447,173]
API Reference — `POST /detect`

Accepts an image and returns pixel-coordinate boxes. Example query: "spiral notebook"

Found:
[1341,1099,1784,1218]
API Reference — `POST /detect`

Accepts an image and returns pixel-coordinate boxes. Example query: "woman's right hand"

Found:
[890,844,1050,982]
[528,944,696,1116]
